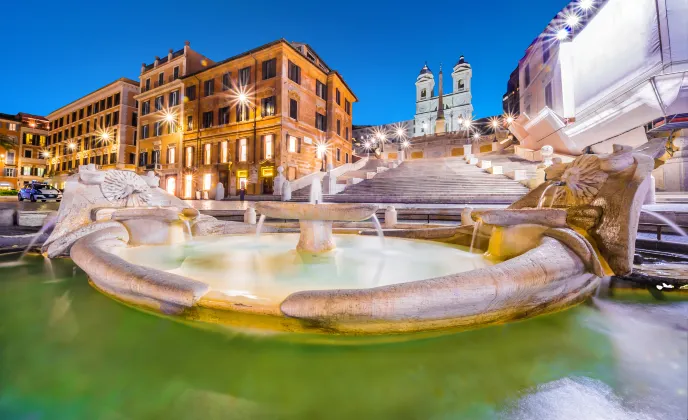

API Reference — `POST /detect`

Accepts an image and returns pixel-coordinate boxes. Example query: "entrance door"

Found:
[218,170,229,198]
[166,176,176,196]
[238,177,247,192]
[262,177,274,194]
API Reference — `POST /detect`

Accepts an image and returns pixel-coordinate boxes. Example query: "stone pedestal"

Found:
[244,207,257,224]
[215,182,225,201]
[297,220,335,252]
[384,206,397,228]
[663,132,688,192]
[281,181,292,201]
[463,144,472,157]
[323,171,336,195]
[540,145,554,167]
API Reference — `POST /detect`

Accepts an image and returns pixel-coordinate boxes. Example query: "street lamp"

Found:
[317,142,328,172]
[236,89,258,189]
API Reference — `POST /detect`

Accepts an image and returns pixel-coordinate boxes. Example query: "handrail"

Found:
[288,157,369,192]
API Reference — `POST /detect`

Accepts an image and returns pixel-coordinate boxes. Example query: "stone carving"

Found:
[273,166,285,196]
[549,155,608,206]
[141,171,160,188]
[101,170,152,207]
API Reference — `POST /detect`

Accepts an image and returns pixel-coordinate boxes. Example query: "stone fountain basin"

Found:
[254,202,378,222]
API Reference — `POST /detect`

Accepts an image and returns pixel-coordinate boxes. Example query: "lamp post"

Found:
[317,143,328,172]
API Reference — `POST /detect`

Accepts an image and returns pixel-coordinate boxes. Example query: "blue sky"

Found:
[1,0,568,124]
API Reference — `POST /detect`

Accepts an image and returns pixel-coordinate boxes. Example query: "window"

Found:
[23,166,31,176]
[185,146,194,167]
[238,138,247,162]
[315,112,326,131]
[543,42,550,63]
[316,80,327,99]
[131,112,137,127]
[203,143,212,165]
[6,151,14,165]
[129,153,136,165]
[113,111,119,125]
[152,150,160,165]
[336,88,341,105]
[202,111,213,128]
[115,93,121,106]
[173,66,180,80]
[236,104,249,122]
[264,134,273,160]
[142,101,150,115]
[336,148,341,161]
[105,114,111,127]
[168,147,176,164]
[421,88,427,99]
[154,121,162,136]
[204,79,214,97]
[154,96,164,111]
[545,82,553,109]
[79,109,84,119]
[141,124,149,139]
[24,133,34,145]
[262,58,276,79]
[336,120,341,136]
[288,61,301,84]
[24,149,32,158]
[169,90,179,107]
[203,173,211,191]
[138,152,148,167]
[345,126,349,140]
[289,99,298,120]
[345,152,349,163]
[288,136,299,153]
[239,67,251,86]
[524,65,531,87]
[4,168,16,177]
[187,115,193,130]
[184,174,193,198]
[458,79,465,90]
[345,99,351,115]
[185,85,197,101]
[222,72,231,91]
[220,141,228,163]
[219,107,230,125]
[261,96,275,117]
[145,78,150,91]
[87,105,92,117]
[158,72,164,87]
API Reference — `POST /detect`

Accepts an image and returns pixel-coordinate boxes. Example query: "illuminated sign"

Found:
[261,166,274,177]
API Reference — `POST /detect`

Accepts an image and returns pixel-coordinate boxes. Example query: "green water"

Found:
[1,255,686,419]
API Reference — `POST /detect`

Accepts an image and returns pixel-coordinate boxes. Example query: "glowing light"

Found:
[504,113,515,124]
[579,0,594,11]
[565,13,581,28]
[364,141,371,150]
[238,93,248,103]
[473,132,481,140]
[160,108,179,130]
[462,118,473,130]
[556,28,569,41]
[490,117,501,130]
[402,140,410,149]
[41,150,51,158]
[68,142,76,150]
[229,85,255,110]
[396,128,405,137]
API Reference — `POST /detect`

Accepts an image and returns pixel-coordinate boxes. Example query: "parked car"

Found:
[18,183,62,202]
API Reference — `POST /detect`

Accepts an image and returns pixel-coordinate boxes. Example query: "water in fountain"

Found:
[43,256,57,282]
[256,214,267,238]
[181,220,192,241]
[641,209,688,237]
[370,214,385,247]
[470,220,483,253]
[309,178,323,204]
[548,186,560,208]
[537,184,556,209]
[18,217,56,263]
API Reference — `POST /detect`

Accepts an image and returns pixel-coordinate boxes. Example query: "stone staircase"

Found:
[292,158,391,199]
[293,156,532,204]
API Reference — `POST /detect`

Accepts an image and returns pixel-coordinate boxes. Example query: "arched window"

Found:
[421,88,427,99]
[458,79,465,90]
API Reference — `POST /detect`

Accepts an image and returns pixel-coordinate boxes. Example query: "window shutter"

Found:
[297,138,302,153]
[260,135,265,160]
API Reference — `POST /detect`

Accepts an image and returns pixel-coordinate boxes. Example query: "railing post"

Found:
[657,225,662,241]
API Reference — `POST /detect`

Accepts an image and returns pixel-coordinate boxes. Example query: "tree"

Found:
[0,133,18,152]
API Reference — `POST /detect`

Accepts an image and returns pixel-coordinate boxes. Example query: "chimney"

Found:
[140,62,146,74]
[168,49,173,61]
[184,40,190,54]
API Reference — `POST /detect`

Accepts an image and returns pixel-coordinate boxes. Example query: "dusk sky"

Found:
[1,0,568,125]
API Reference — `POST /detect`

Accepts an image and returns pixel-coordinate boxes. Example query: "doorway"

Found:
[165,176,176,196]
[262,177,274,194]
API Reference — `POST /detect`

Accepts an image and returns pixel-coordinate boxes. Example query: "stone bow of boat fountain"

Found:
[44,144,659,336]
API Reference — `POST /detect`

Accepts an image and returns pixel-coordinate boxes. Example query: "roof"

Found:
[18,113,48,122]
[184,38,358,101]
[0,112,19,122]
[143,48,185,72]
[455,55,469,67]
[419,64,432,76]
[48,77,140,117]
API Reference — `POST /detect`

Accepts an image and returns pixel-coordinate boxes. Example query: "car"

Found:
[18,183,62,202]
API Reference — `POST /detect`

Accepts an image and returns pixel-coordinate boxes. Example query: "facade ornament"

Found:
[553,155,608,206]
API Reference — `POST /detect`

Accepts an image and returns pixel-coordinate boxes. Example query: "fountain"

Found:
[40,143,664,335]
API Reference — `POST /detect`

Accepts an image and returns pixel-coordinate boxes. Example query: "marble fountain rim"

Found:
[69,222,600,335]
[253,202,379,222]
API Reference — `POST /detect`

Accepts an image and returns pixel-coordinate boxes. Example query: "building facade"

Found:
[46,78,139,188]
[134,41,214,197]
[137,39,356,199]
[413,57,473,136]
[0,113,20,190]
[502,66,520,116]
[16,113,50,186]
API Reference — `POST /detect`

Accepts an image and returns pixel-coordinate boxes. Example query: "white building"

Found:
[414,57,473,136]
[510,0,687,157]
